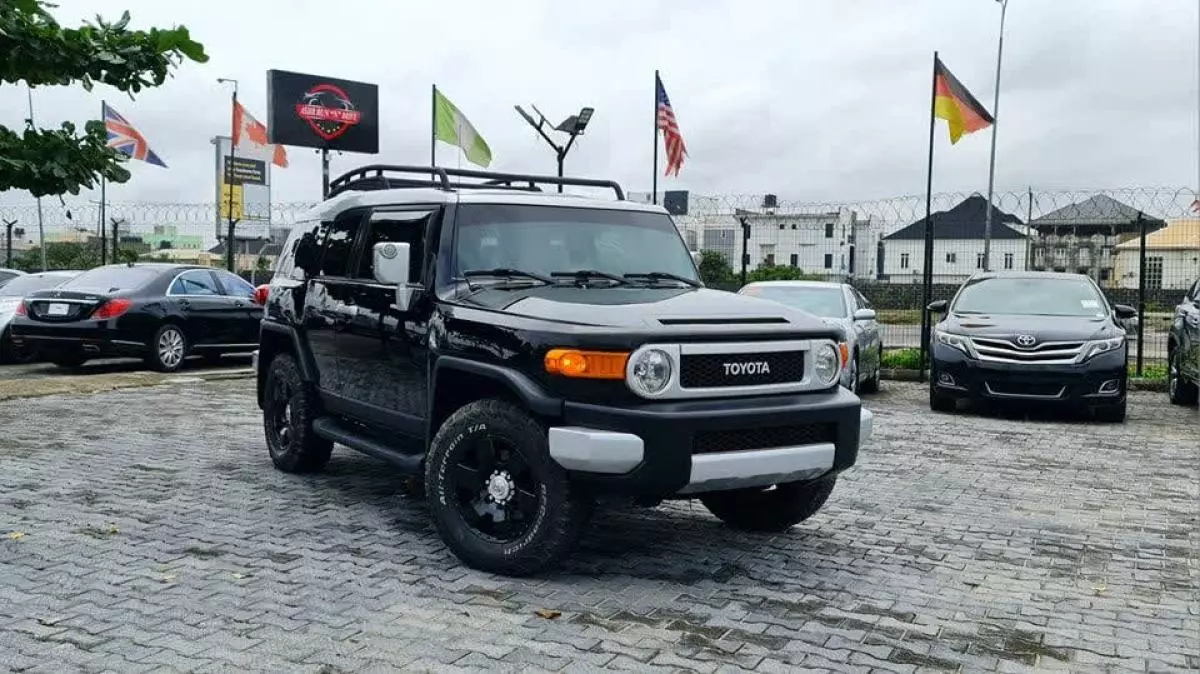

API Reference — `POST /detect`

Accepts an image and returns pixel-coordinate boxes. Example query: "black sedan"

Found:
[9,263,264,372]
[1167,277,1199,406]
[927,271,1136,422]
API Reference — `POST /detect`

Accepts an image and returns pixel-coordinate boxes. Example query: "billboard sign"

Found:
[214,135,271,241]
[266,69,379,153]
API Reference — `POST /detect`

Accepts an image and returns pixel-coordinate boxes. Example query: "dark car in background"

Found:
[9,263,264,372]
[0,270,83,364]
[927,271,1136,422]
[1167,277,1199,406]
[0,268,26,288]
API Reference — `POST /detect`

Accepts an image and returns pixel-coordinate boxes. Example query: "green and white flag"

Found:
[433,87,492,168]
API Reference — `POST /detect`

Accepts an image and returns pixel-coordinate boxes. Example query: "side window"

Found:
[317,210,363,278]
[844,288,859,312]
[216,271,255,298]
[170,270,221,296]
[276,219,328,282]
[1190,280,1200,302]
[357,209,435,283]
[853,288,873,310]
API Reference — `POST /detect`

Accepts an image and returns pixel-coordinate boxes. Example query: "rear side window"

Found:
[63,266,161,292]
[357,209,436,283]
[169,270,221,296]
[274,220,324,282]
[216,271,255,298]
[318,210,364,278]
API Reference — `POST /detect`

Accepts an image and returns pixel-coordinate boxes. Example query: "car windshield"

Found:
[0,274,76,297]
[952,276,1109,317]
[62,266,161,293]
[453,204,697,283]
[743,285,846,318]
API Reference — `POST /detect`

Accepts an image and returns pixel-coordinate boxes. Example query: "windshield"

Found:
[742,285,846,318]
[952,277,1109,317]
[0,274,77,297]
[453,204,697,283]
[62,266,161,293]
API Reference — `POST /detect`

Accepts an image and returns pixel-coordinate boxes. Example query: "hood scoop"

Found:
[658,316,789,326]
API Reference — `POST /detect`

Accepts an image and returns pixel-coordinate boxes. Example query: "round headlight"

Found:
[814,343,840,386]
[628,348,673,396]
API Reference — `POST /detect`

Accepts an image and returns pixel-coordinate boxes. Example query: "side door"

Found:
[213,270,261,346]
[1181,281,1200,380]
[166,270,229,347]
[305,208,366,400]
[336,207,439,439]
[849,286,881,373]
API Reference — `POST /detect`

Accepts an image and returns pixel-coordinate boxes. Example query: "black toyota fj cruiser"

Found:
[255,165,873,575]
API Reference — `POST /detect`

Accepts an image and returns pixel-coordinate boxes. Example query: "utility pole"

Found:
[3,220,15,268]
[218,78,239,271]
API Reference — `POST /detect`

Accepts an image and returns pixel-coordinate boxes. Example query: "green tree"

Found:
[696,250,734,286]
[0,1,207,197]
[746,264,820,283]
[14,241,101,270]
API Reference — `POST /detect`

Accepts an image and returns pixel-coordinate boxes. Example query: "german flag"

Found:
[934,56,994,144]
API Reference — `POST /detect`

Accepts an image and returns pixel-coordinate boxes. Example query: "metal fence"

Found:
[2,186,1197,368]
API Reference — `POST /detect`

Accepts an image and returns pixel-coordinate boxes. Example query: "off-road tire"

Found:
[263,353,332,473]
[1168,347,1199,406]
[700,477,837,532]
[1093,401,1127,423]
[929,386,955,412]
[147,323,188,373]
[425,399,590,576]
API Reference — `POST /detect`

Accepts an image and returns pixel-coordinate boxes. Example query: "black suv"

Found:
[927,271,1137,422]
[254,166,872,575]
[1167,277,1199,406]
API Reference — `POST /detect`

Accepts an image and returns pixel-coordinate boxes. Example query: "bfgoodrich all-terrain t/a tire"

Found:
[263,353,332,473]
[700,477,837,532]
[426,399,590,576]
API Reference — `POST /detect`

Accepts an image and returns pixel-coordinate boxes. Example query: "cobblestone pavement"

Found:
[1,380,1196,673]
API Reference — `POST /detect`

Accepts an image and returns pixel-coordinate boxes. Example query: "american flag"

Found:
[656,73,687,176]
[103,102,167,168]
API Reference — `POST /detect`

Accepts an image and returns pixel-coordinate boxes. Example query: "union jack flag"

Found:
[656,73,687,177]
[103,102,166,168]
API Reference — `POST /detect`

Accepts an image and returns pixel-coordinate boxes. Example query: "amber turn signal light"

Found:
[544,349,629,380]
[838,342,850,367]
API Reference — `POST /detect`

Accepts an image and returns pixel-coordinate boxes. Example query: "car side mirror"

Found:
[1112,304,1136,320]
[853,308,876,321]
[373,242,417,311]
[927,300,948,313]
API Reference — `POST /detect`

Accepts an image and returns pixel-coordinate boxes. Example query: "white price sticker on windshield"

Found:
[1081,299,1100,309]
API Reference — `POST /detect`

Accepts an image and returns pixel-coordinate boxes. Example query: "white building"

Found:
[1112,219,1200,290]
[881,195,1028,284]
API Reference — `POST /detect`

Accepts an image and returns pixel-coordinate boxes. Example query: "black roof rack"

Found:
[327,165,625,201]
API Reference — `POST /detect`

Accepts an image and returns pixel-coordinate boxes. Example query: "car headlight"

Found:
[1081,335,1125,361]
[627,348,673,396]
[813,343,841,387]
[935,329,972,356]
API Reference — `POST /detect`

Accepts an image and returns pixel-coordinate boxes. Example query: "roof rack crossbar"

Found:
[326,164,624,200]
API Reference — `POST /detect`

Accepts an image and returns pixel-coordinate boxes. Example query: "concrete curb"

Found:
[880,368,1168,391]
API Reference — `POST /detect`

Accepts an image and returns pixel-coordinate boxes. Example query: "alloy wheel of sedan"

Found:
[157,327,185,369]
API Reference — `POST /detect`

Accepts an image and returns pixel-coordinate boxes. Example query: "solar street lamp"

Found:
[515,104,595,192]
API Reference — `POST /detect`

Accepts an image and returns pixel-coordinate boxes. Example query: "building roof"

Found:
[884,195,1024,241]
[1029,194,1166,231]
[1114,219,1200,251]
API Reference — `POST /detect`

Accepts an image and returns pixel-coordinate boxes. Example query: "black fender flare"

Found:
[428,356,563,442]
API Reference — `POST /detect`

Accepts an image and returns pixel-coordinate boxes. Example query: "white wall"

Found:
[1113,249,1200,290]
[881,238,1029,284]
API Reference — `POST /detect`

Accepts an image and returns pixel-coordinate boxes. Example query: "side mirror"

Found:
[373,242,416,311]
[1112,304,1136,320]
[853,308,876,321]
[927,300,948,313]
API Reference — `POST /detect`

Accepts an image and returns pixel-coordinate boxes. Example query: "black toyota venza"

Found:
[9,263,264,372]
[927,271,1136,422]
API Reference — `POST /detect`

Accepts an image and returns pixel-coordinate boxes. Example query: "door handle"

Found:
[178,298,191,308]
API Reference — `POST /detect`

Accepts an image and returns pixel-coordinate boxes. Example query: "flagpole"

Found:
[919,51,939,383]
[431,84,437,168]
[982,0,1008,272]
[99,100,107,266]
[223,81,239,272]
[652,70,659,205]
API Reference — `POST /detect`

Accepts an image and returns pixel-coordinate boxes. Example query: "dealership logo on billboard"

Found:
[267,69,379,154]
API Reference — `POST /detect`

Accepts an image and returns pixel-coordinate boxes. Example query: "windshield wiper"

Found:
[623,272,701,288]
[550,270,628,286]
[461,268,553,288]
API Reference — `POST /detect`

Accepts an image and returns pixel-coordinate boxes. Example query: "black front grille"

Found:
[679,350,804,388]
[693,423,836,454]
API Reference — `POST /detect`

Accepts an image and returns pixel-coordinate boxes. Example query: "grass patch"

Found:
[882,348,922,370]
[876,309,923,325]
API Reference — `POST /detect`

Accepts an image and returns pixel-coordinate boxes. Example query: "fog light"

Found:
[1098,379,1120,394]
[938,372,956,386]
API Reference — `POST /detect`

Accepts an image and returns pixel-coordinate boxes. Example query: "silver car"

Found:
[0,270,82,363]
[738,280,883,393]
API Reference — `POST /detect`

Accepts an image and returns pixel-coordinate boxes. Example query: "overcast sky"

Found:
[1,0,1197,208]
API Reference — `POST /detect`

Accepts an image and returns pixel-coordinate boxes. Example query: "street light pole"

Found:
[218,78,239,272]
[514,105,593,193]
[982,0,1008,273]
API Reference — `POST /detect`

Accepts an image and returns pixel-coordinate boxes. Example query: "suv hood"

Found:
[939,312,1121,342]
[462,285,835,334]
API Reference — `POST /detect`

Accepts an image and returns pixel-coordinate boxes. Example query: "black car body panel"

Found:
[1168,278,1200,400]
[10,264,264,364]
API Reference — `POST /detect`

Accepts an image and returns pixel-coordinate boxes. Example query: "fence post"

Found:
[1135,211,1146,377]
[739,216,750,286]
[3,219,14,268]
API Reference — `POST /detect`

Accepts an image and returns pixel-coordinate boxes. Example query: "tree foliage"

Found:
[746,264,822,283]
[0,0,207,197]
[697,250,734,286]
